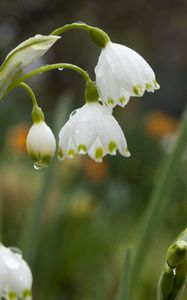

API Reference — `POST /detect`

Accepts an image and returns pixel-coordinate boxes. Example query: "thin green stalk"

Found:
[129,104,187,299]
[5,63,91,96]
[19,82,38,106]
[20,93,73,264]
[50,22,92,35]
[50,22,110,48]
[117,246,132,300]
[20,160,57,263]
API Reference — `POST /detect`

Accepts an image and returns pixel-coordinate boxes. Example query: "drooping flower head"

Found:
[26,105,56,169]
[95,41,160,109]
[58,101,130,163]
[0,243,32,300]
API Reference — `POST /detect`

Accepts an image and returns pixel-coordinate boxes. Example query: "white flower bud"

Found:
[26,121,56,169]
[58,102,130,163]
[0,34,60,99]
[95,41,160,109]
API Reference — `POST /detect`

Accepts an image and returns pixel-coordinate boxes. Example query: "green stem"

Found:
[50,22,110,48]
[5,63,91,96]
[129,104,187,299]
[117,246,132,300]
[19,82,38,106]
[50,22,92,35]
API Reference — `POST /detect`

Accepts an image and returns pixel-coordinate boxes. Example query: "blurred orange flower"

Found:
[7,123,29,154]
[145,111,179,138]
[83,157,108,183]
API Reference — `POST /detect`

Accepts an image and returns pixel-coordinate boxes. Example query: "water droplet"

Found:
[33,162,45,170]
[58,67,64,71]
[75,21,86,24]
[70,109,77,118]
[9,247,22,256]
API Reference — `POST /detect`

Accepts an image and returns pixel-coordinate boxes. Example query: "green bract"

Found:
[0,34,60,100]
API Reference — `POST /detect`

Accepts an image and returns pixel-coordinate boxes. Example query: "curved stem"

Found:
[19,82,37,106]
[5,63,91,96]
[50,22,92,36]
[50,22,110,48]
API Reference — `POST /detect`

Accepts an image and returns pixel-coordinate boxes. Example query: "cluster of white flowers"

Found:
[25,39,159,167]
[0,244,32,300]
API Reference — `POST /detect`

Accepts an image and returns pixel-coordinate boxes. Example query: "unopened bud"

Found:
[167,240,187,268]
[157,264,174,300]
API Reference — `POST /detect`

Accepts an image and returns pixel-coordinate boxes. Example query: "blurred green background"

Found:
[0,0,187,299]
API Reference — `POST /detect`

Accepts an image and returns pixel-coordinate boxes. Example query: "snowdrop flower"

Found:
[26,105,56,169]
[0,34,60,99]
[58,102,130,163]
[95,41,160,109]
[0,243,32,300]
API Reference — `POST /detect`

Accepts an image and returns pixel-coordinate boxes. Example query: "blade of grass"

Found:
[129,105,187,299]
[117,245,132,300]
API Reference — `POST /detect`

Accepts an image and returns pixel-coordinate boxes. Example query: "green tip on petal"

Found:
[8,291,17,300]
[28,151,52,170]
[119,97,126,105]
[145,83,153,91]
[78,144,87,153]
[108,140,117,154]
[107,98,114,105]
[133,84,142,96]
[125,147,131,157]
[58,147,64,159]
[68,149,75,157]
[23,290,32,299]
[95,147,104,161]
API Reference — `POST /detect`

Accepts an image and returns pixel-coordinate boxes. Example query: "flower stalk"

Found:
[5,63,91,97]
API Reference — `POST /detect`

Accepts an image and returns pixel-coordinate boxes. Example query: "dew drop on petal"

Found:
[33,162,45,170]
[9,247,22,256]
[70,109,77,118]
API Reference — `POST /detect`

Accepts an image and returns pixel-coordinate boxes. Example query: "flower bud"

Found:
[157,264,174,300]
[0,34,60,99]
[167,240,187,268]
[26,120,56,169]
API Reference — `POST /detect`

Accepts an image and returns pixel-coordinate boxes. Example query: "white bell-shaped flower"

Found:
[58,102,130,163]
[0,244,32,300]
[0,34,60,99]
[26,120,56,169]
[95,41,160,109]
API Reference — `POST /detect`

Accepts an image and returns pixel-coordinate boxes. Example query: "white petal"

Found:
[0,35,60,99]
[95,41,159,108]
[66,136,77,158]
[88,137,106,163]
